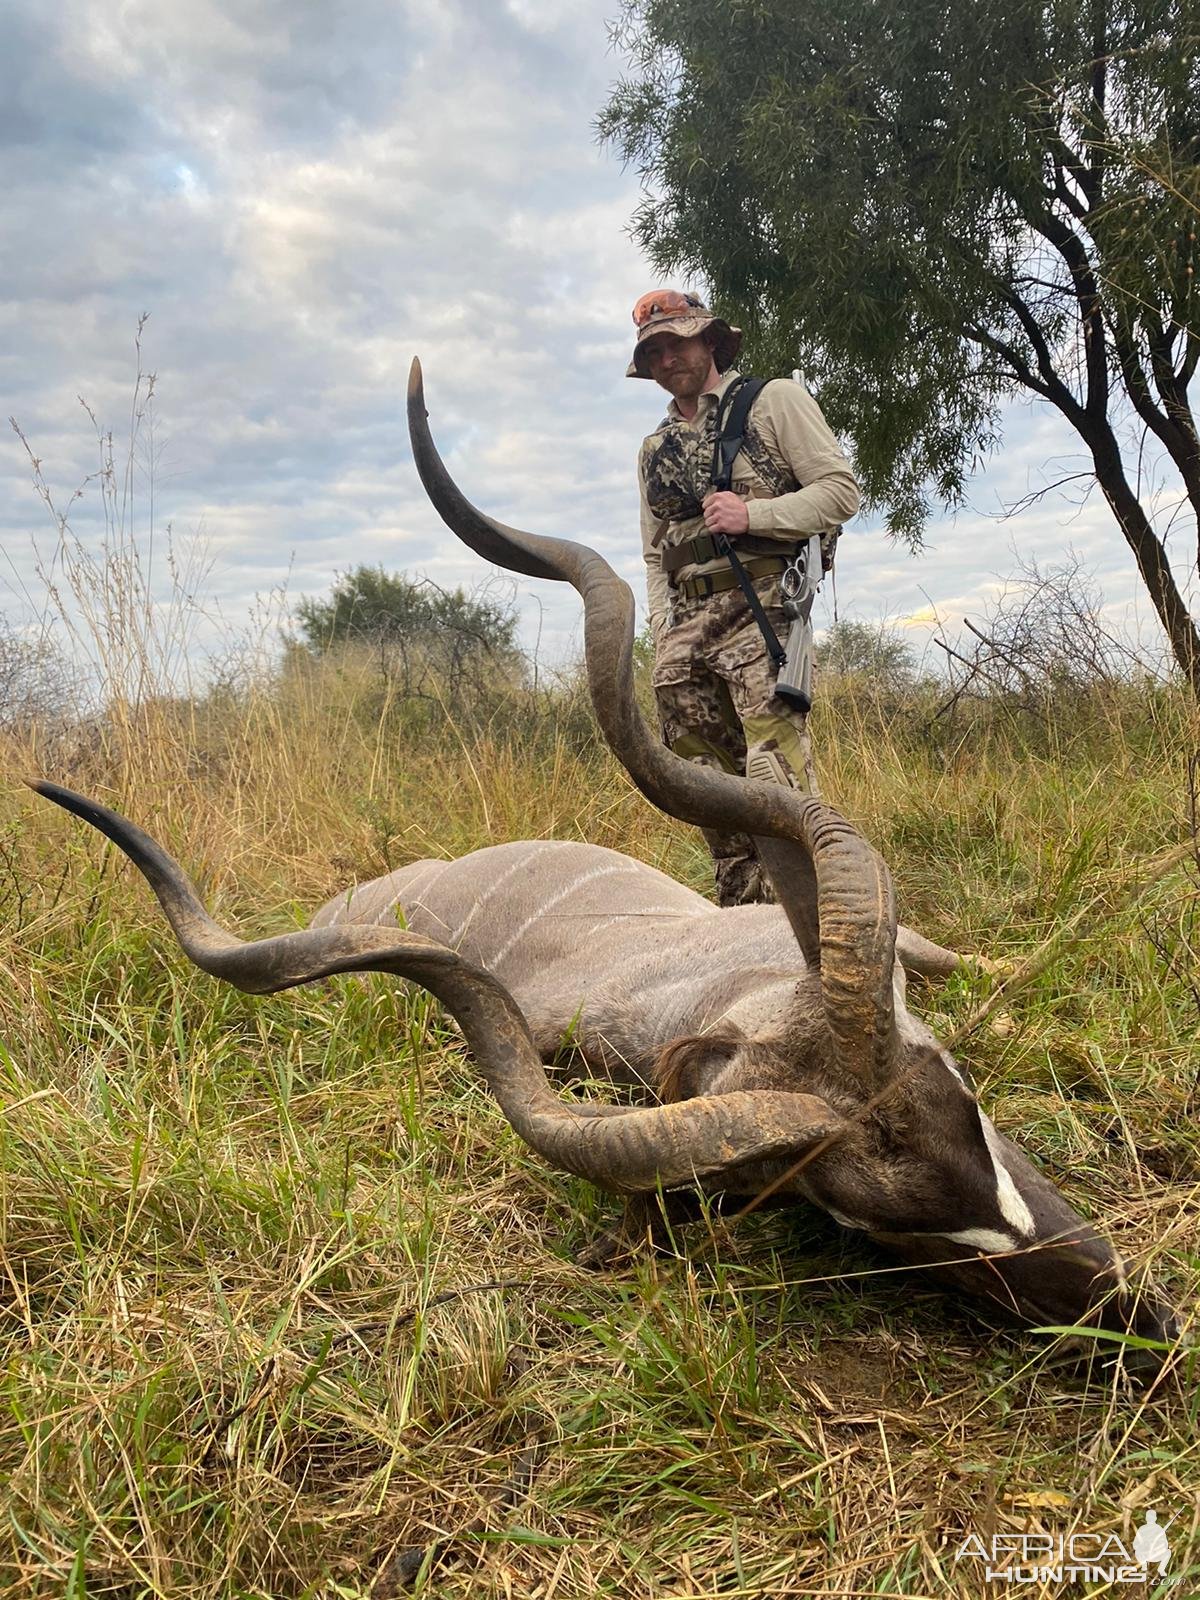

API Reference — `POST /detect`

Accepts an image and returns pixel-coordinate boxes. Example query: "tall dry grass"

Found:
[1,485,1198,1593]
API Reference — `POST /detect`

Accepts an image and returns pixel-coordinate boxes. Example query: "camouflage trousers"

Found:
[652,574,817,907]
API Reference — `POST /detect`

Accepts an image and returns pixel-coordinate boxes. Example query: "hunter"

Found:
[631,288,861,906]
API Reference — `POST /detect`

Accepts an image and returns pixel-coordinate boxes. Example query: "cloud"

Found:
[2,0,1192,686]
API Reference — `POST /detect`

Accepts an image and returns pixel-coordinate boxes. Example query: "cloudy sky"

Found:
[2,0,1191,677]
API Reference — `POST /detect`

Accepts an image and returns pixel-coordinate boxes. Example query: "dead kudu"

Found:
[31,359,1179,1369]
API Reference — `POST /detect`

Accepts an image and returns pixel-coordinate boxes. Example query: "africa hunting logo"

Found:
[954,1509,1175,1584]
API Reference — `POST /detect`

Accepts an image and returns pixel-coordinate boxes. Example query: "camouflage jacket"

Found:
[639,368,860,644]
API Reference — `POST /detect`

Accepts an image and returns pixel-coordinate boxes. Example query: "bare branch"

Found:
[962,321,1055,401]
[997,471,1094,519]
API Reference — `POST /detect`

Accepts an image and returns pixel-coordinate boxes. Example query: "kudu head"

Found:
[396,358,1179,1357]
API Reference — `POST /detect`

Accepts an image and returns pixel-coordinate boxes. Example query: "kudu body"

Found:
[32,358,1178,1360]
[310,844,1171,1345]
[311,839,957,1088]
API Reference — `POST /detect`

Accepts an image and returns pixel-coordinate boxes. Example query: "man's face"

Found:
[641,332,719,402]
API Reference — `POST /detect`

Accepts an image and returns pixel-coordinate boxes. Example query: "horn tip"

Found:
[26,778,100,824]
[407,356,424,397]
[26,777,64,802]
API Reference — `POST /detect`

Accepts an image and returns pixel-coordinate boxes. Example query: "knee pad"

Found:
[742,710,811,790]
[669,733,740,773]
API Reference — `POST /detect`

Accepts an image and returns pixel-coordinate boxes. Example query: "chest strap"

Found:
[661,532,793,574]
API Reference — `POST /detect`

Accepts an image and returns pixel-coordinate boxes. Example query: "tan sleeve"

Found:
[639,449,672,645]
[742,380,860,536]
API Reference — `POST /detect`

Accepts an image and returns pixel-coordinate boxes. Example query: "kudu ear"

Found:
[655,1032,743,1103]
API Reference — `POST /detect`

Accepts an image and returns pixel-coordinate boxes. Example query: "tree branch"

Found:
[1050,149,1091,223]
[997,281,1090,423]
[1086,13,1108,207]
[1147,319,1200,453]
[1041,101,1093,195]
[1013,271,1083,298]
[1023,204,1110,418]
[997,471,1094,519]
[1108,316,1200,525]
[962,322,1055,400]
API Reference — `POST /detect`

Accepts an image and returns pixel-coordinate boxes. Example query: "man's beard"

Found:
[660,354,712,401]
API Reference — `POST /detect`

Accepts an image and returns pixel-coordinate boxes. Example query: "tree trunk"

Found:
[1086,428,1200,698]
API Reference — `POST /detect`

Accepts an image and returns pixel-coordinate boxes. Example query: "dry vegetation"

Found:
[1,526,1198,1598]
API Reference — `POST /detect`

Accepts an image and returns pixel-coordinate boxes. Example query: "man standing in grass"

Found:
[630,289,860,905]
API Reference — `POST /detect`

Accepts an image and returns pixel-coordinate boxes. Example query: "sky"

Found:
[1,0,1192,682]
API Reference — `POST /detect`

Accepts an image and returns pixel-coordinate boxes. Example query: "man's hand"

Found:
[702,490,750,536]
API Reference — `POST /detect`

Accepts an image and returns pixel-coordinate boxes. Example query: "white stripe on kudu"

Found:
[490,861,647,973]
[980,1115,1037,1240]
[584,904,708,941]
[449,841,564,948]
[397,859,456,928]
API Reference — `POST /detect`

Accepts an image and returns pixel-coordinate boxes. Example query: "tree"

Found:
[295,566,518,657]
[815,619,919,690]
[0,620,78,731]
[600,0,1200,694]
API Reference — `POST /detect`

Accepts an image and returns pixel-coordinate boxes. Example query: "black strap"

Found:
[719,538,786,667]
[707,378,786,667]
[711,377,769,491]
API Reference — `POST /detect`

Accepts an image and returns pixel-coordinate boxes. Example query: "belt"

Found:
[674,555,789,600]
[661,532,791,574]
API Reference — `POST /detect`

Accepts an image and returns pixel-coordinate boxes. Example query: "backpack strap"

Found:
[710,376,770,491]
[703,377,787,668]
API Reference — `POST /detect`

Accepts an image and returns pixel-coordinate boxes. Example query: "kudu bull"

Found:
[32,358,1178,1362]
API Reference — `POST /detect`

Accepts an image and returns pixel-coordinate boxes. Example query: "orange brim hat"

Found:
[626,296,743,378]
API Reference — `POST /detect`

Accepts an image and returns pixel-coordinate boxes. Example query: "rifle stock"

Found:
[774,534,824,713]
[776,615,814,711]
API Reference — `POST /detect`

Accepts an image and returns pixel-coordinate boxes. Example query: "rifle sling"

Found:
[717,538,787,668]
[709,377,787,669]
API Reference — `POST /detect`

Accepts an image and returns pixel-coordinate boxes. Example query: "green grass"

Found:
[2,665,1198,1597]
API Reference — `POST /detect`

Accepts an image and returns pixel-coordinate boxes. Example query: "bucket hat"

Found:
[626,289,743,379]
